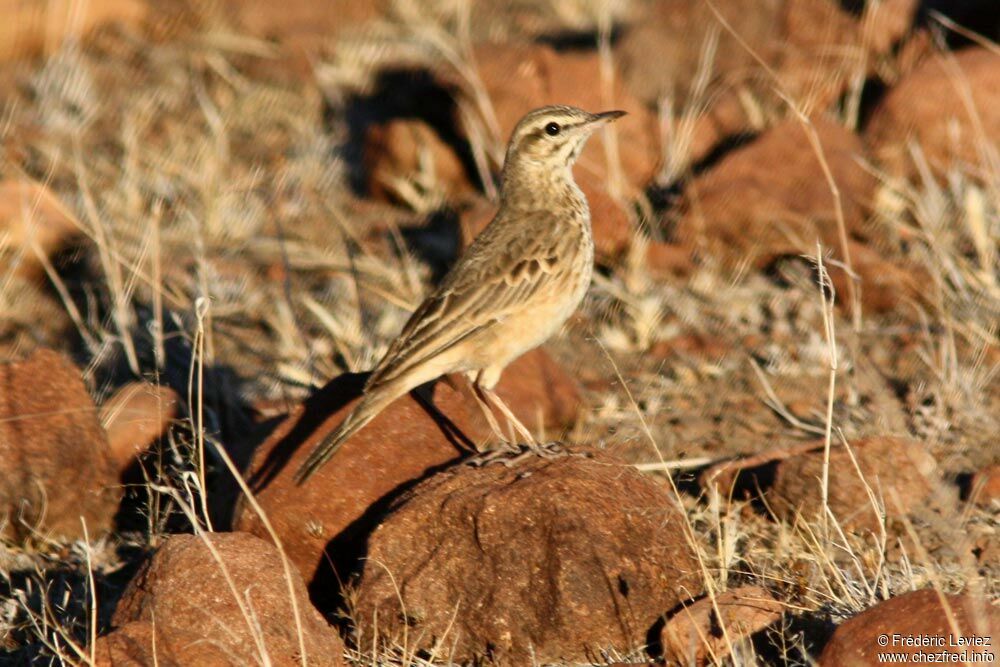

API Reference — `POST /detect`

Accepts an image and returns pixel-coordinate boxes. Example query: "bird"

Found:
[295,105,626,484]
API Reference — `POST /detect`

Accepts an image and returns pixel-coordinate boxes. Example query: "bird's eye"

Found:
[545,122,561,136]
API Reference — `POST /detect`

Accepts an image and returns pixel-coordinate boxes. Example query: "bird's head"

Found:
[502,105,626,180]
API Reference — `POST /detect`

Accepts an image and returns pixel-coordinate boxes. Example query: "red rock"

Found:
[354,451,702,664]
[701,441,822,498]
[645,240,694,278]
[234,348,580,583]
[0,179,80,282]
[672,118,876,270]
[866,48,1000,177]
[100,532,346,667]
[861,0,920,56]
[94,621,232,666]
[0,349,120,542]
[0,0,147,63]
[363,118,475,203]
[969,464,1000,507]
[776,0,864,111]
[662,586,783,666]
[100,382,179,475]
[828,240,929,313]
[818,589,999,666]
[619,0,866,165]
[616,0,781,108]
[770,437,940,531]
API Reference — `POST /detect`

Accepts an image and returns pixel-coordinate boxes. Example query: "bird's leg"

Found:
[481,387,537,446]
[468,375,510,449]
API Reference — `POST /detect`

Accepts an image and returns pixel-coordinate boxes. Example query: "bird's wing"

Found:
[365,210,576,390]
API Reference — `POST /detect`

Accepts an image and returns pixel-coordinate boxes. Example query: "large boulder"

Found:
[819,589,999,666]
[769,437,940,530]
[670,118,876,268]
[235,348,581,586]
[353,451,702,664]
[0,349,120,542]
[96,532,346,667]
[661,586,783,666]
[866,48,1000,178]
[100,381,179,475]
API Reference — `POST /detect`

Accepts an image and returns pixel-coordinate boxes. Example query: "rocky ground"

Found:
[0,0,998,665]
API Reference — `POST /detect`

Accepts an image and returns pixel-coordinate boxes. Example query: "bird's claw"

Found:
[465,441,587,467]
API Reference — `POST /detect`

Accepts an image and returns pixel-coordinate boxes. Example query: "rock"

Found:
[829,240,928,314]
[619,0,865,165]
[644,240,694,278]
[661,586,783,666]
[770,437,940,530]
[100,382,179,475]
[969,464,1000,507]
[818,589,1000,666]
[866,48,1000,178]
[100,532,346,667]
[861,0,920,56]
[776,0,864,110]
[353,451,702,664]
[701,441,824,498]
[471,42,661,191]
[363,118,476,203]
[235,348,580,585]
[671,118,876,271]
[0,179,80,283]
[0,0,147,63]
[0,349,120,542]
[617,0,780,108]
[461,169,632,262]
[93,621,233,666]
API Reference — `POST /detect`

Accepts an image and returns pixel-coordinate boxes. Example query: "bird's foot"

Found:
[465,441,588,467]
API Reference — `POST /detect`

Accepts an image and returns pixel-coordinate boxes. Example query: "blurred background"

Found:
[0,1,997,664]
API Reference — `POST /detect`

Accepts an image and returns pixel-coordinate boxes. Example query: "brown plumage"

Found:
[295,105,625,483]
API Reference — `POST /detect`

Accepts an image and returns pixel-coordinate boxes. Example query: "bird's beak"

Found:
[591,109,627,124]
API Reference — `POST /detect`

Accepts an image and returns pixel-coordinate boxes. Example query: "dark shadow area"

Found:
[837,0,866,16]
[688,131,759,176]
[763,254,835,303]
[757,610,840,664]
[248,372,476,494]
[328,67,487,197]
[699,456,785,517]
[233,374,477,615]
[918,0,1000,45]
[246,371,369,493]
[536,26,624,52]
[850,76,890,132]
[0,543,149,665]
[644,131,759,240]
[644,614,667,660]
[400,207,464,282]
[307,452,462,618]
[955,471,976,502]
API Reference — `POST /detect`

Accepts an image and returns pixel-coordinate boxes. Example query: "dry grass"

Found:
[0,0,997,665]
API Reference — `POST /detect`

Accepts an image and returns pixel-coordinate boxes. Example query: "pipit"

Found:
[295,105,625,483]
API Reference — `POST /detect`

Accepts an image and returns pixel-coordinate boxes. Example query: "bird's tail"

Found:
[293,389,397,484]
